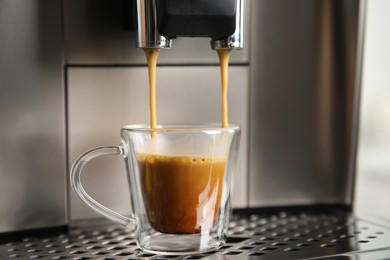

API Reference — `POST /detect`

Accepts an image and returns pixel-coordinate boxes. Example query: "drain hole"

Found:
[317,233,330,238]
[108,246,127,250]
[81,240,95,244]
[223,251,242,255]
[124,241,137,246]
[48,250,64,254]
[138,253,156,257]
[247,241,265,246]
[283,237,298,242]
[27,249,41,253]
[259,247,277,251]
[306,238,321,242]
[340,234,355,239]
[62,239,78,244]
[271,232,286,237]
[296,243,310,247]
[24,243,37,247]
[226,237,247,243]
[238,246,255,250]
[247,252,266,256]
[271,242,288,246]
[42,238,57,243]
[358,240,369,243]
[259,237,275,241]
[320,244,335,247]
[45,244,59,248]
[284,247,300,252]
[102,241,121,245]
[65,244,81,249]
[114,252,133,256]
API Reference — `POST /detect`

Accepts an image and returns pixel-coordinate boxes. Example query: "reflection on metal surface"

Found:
[249,0,365,207]
[135,0,171,48]
[0,0,66,233]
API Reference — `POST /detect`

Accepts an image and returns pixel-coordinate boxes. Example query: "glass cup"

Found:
[70,124,240,255]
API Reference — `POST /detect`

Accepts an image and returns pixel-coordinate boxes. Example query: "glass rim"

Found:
[121,123,240,133]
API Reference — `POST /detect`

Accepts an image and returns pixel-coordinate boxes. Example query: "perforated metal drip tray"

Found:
[2,208,390,260]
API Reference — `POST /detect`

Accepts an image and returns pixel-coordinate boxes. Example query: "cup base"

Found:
[139,233,224,255]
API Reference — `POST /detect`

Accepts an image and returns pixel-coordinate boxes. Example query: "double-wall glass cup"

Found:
[70,124,241,255]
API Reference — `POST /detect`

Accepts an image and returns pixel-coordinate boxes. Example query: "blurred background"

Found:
[355,0,390,220]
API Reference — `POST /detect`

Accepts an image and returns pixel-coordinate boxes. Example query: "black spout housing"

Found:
[156,0,237,40]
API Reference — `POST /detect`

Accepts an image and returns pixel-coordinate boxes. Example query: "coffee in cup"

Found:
[138,153,226,234]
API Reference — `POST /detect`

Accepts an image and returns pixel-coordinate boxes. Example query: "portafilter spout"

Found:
[135,0,172,49]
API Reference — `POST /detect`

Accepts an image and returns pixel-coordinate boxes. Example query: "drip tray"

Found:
[2,209,390,259]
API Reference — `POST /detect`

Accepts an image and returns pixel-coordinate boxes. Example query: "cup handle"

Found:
[70,144,137,231]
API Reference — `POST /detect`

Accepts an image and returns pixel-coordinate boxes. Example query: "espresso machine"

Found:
[1,0,390,259]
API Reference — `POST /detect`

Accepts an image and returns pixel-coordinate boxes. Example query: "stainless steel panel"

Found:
[68,66,249,220]
[0,0,66,232]
[63,0,250,65]
[249,0,364,207]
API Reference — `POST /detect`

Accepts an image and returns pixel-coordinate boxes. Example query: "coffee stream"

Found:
[144,48,159,131]
[143,48,231,129]
[217,49,232,128]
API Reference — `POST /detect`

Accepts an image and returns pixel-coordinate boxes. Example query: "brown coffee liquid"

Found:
[144,48,231,128]
[217,49,232,128]
[138,153,226,234]
[144,48,159,130]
